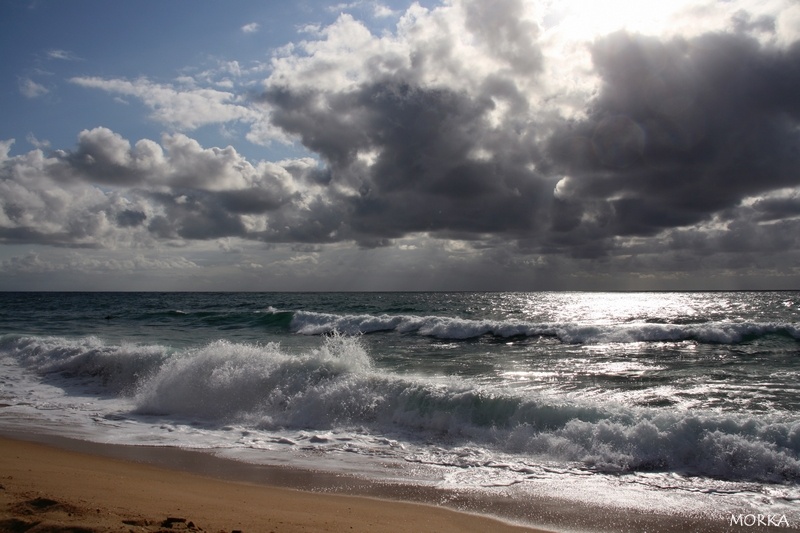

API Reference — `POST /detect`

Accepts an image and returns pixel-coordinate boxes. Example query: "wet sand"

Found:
[0,436,545,533]
[0,433,779,533]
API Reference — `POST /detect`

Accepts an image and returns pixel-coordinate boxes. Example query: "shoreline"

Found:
[0,434,545,533]
[0,431,783,533]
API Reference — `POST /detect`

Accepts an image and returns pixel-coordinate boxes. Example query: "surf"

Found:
[283,309,800,345]
[3,332,799,484]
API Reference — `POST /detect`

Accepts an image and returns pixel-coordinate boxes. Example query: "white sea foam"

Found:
[134,333,373,427]
[2,333,799,484]
[288,310,800,344]
[0,334,170,393]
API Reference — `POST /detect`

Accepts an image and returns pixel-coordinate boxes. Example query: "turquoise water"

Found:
[1,291,799,525]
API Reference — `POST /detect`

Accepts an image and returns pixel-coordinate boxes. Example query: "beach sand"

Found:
[0,436,546,533]
[1,434,780,533]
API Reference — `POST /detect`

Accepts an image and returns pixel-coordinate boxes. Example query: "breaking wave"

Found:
[286,309,800,344]
[2,333,799,483]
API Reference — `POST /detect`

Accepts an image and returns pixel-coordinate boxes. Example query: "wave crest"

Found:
[287,310,800,344]
[134,332,373,425]
[0,335,169,393]
[3,333,799,483]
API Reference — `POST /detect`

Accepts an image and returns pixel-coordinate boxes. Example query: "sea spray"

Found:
[0,334,169,393]
[4,331,800,482]
[506,414,800,481]
[134,332,373,425]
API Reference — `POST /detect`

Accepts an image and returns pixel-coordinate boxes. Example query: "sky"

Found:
[1,0,800,291]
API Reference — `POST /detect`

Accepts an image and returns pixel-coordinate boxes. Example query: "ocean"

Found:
[1,291,799,530]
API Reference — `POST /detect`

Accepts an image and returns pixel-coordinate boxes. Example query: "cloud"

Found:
[69,71,289,146]
[776,5,800,45]
[0,250,198,275]
[373,4,396,18]
[547,30,800,251]
[18,77,49,98]
[70,76,257,130]
[241,22,260,34]
[261,0,800,267]
[0,141,157,248]
[259,0,560,243]
[9,0,800,288]
[26,133,50,150]
[0,140,14,161]
[265,80,550,246]
[0,128,334,247]
[0,248,207,291]
[46,49,81,61]
[462,0,543,74]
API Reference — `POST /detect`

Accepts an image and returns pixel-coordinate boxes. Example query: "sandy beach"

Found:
[0,436,546,533]
[0,432,792,532]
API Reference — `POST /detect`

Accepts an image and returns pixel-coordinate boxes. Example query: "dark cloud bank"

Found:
[2,4,800,288]
[266,26,800,262]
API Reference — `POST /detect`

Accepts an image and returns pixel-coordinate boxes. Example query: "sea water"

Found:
[1,292,799,529]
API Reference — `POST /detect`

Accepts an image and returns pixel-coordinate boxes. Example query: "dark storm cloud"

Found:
[0,227,78,247]
[136,182,345,244]
[259,21,800,260]
[751,196,800,222]
[63,127,148,186]
[264,87,372,171]
[143,191,247,240]
[217,188,290,214]
[549,31,800,243]
[116,209,147,227]
[265,80,551,245]
[4,2,800,277]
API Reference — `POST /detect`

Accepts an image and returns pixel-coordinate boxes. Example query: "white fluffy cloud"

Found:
[241,22,260,34]
[70,76,257,130]
[0,127,338,248]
